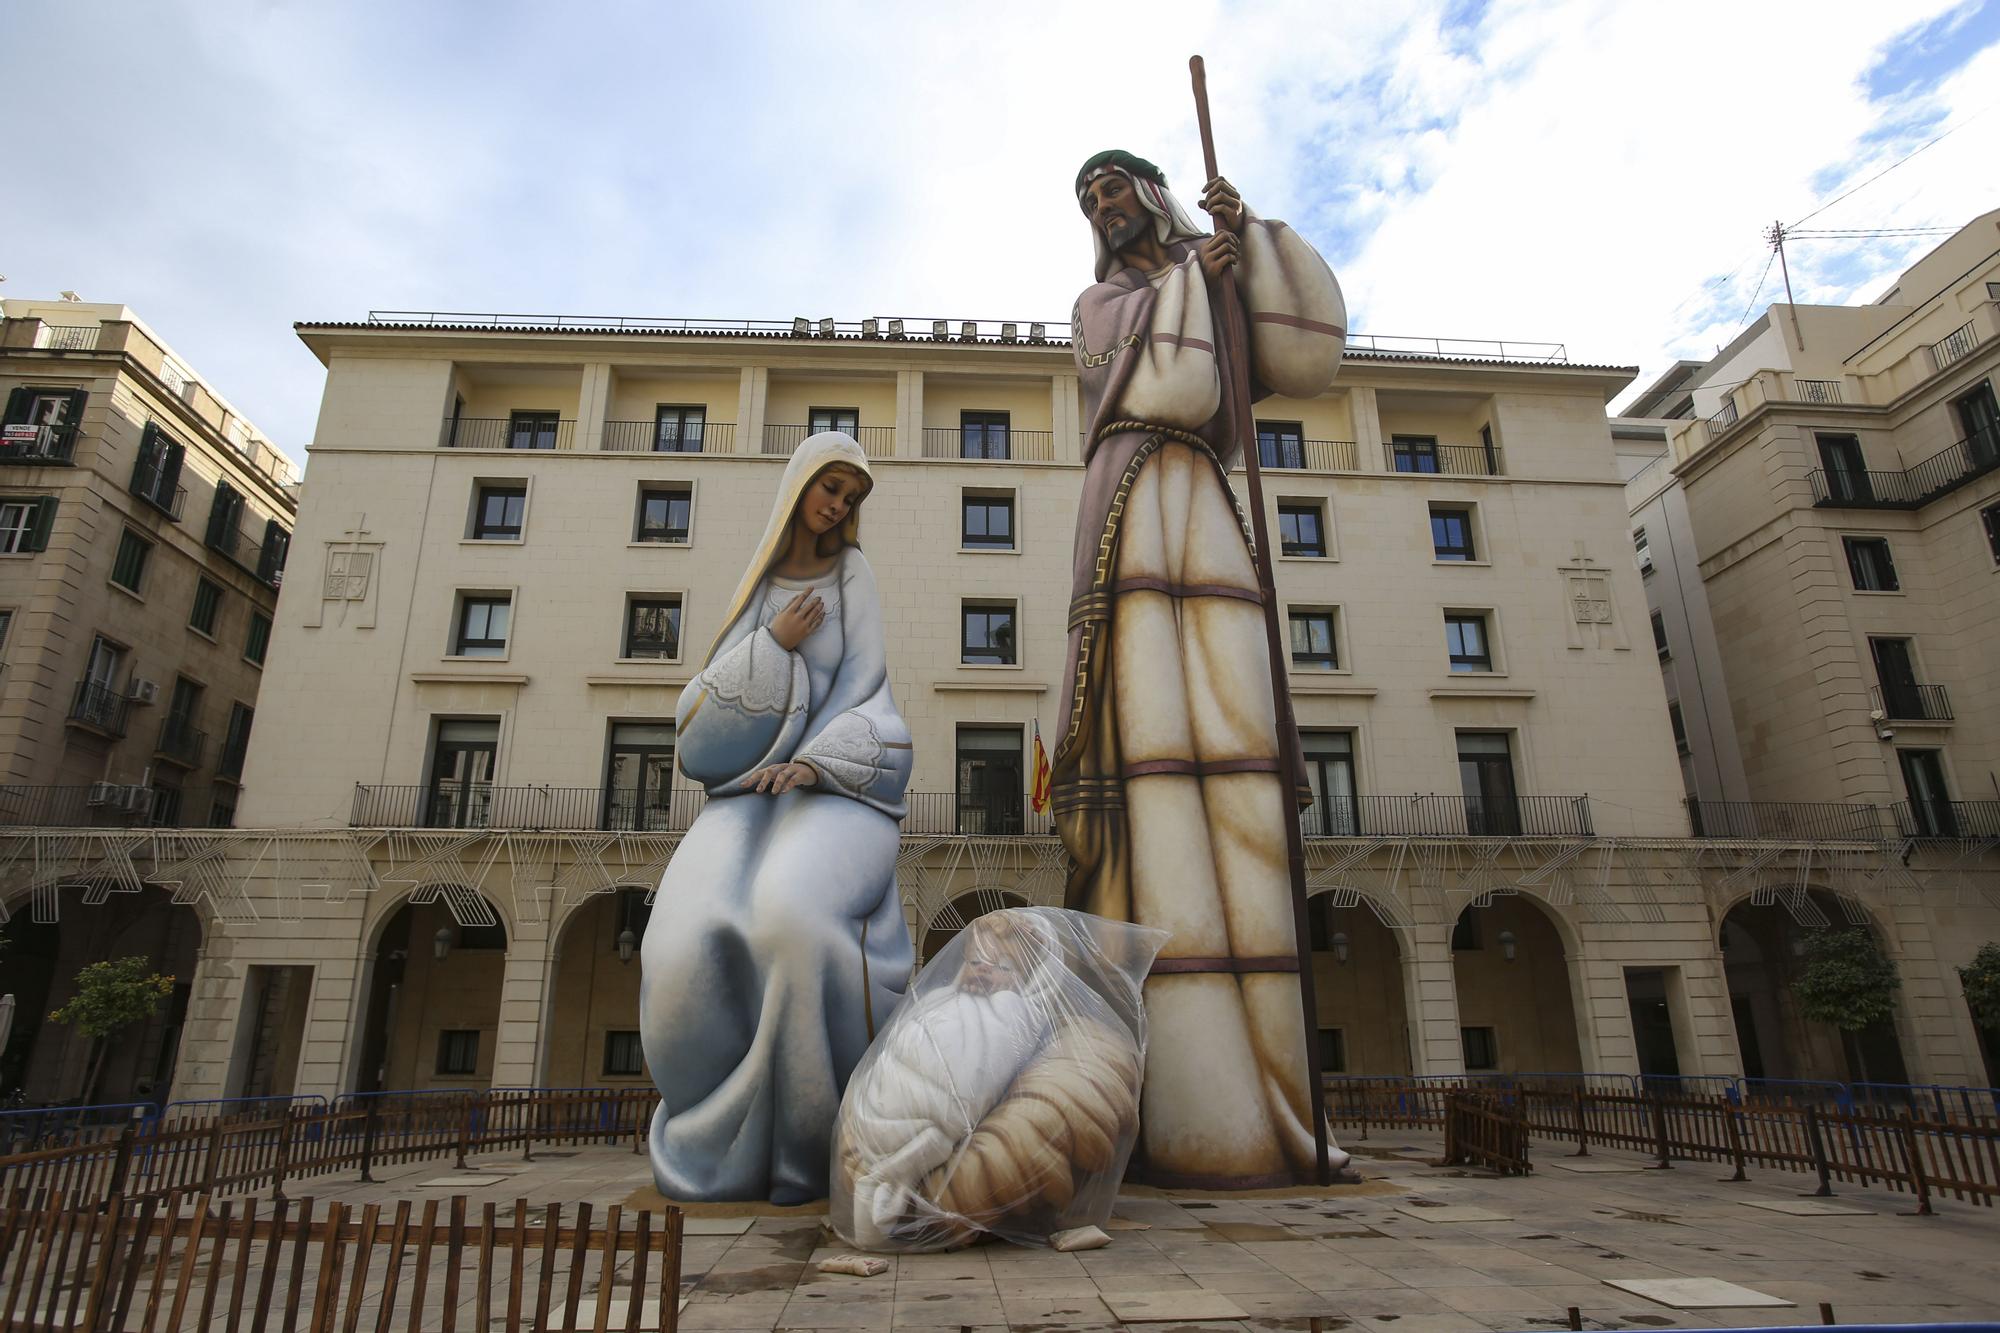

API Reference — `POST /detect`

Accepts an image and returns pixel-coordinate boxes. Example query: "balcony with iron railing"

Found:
[920,428,1057,462]
[762,424,896,457]
[34,324,102,351]
[1807,427,2000,509]
[155,714,207,769]
[1930,319,1981,371]
[1792,378,1845,404]
[0,422,80,466]
[1685,799,1888,841]
[1244,439,1359,472]
[600,420,735,453]
[352,783,712,831]
[216,731,250,783]
[128,457,187,520]
[1381,442,1503,476]
[206,513,289,590]
[1894,799,2000,840]
[1871,683,1953,723]
[67,681,131,738]
[439,418,577,450]
[1300,794,1594,838]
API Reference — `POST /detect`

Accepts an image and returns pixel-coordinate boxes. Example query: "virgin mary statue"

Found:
[641,432,914,1204]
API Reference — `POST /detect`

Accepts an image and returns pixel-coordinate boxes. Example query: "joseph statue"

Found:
[1054,149,1350,1186]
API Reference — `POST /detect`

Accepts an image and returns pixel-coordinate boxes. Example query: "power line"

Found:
[1789,109,1983,229]
[1735,246,1777,330]
[1787,226,1961,238]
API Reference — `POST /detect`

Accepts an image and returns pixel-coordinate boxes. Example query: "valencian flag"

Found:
[1030,718,1052,814]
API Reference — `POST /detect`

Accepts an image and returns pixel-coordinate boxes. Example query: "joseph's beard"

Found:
[1102,213,1146,253]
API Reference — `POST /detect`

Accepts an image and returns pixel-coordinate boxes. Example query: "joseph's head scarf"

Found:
[1075,149,1208,281]
[706,431,872,663]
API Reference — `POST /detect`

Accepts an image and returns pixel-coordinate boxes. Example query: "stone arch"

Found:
[1448,894,1584,1074]
[1305,888,1414,1076]
[354,887,510,1093]
[542,889,651,1088]
[1718,885,1910,1086]
[0,881,203,1105]
[920,887,1030,964]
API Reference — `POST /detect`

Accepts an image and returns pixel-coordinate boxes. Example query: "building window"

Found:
[1815,433,1871,504]
[148,783,183,828]
[1288,610,1338,669]
[245,611,271,666]
[209,794,237,829]
[1300,730,1356,836]
[960,411,1010,460]
[436,1030,480,1076]
[1277,502,1326,557]
[961,491,1015,550]
[190,578,223,636]
[1843,537,1899,591]
[1871,636,1923,719]
[1389,435,1440,473]
[606,722,676,831]
[1431,506,1476,561]
[205,480,245,555]
[1445,613,1492,672]
[1984,502,2000,564]
[1461,1026,1499,1071]
[220,702,254,781]
[0,499,40,555]
[1256,420,1305,470]
[111,529,151,592]
[603,1031,646,1077]
[1898,748,1956,837]
[1451,909,1481,951]
[1457,731,1521,836]
[1651,609,1669,658]
[130,423,186,516]
[1668,700,1690,755]
[472,484,527,540]
[508,411,559,450]
[961,602,1016,665]
[653,405,706,453]
[956,726,1023,834]
[0,608,11,656]
[454,595,512,657]
[623,597,682,660]
[427,719,499,828]
[1633,526,1653,572]
[809,406,859,435]
[637,486,692,544]
[1952,380,1998,466]
[1317,1029,1347,1075]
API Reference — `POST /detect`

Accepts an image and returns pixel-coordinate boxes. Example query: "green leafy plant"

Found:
[1793,928,1900,1032]
[1960,943,2000,1028]
[47,957,175,1102]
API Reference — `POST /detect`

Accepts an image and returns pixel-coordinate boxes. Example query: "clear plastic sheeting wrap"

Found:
[830,907,1166,1252]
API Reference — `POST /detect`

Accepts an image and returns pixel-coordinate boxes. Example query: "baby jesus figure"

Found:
[831,908,1156,1252]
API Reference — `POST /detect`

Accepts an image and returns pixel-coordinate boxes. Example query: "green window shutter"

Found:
[2,389,26,426]
[66,390,87,424]
[26,497,57,552]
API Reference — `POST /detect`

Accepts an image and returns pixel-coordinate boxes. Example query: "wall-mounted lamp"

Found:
[617,928,638,965]
[791,317,810,337]
[817,317,835,338]
[1331,931,1349,966]
[1498,929,1517,963]
[433,926,454,963]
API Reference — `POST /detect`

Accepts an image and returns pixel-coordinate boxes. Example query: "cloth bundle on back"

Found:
[829,907,1165,1252]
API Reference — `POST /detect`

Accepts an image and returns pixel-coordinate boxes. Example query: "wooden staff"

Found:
[1190,53,1331,1186]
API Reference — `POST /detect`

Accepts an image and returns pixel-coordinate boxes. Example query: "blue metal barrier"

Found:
[1638,1073,1742,1102]
[1741,1077,1853,1110]
[162,1093,330,1122]
[1849,1081,2000,1122]
[0,1100,157,1150]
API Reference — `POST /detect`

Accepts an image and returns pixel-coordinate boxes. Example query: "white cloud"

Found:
[4,0,1994,459]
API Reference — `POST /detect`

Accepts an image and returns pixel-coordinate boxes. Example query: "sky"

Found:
[5,0,1999,467]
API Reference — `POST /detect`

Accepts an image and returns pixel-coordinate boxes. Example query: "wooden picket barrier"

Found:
[0,1190,682,1333]
[1441,1094,1531,1175]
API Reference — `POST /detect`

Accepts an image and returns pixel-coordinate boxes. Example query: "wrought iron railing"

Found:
[1382,441,1502,476]
[129,456,187,519]
[1892,799,2000,840]
[1249,438,1359,472]
[34,324,101,351]
[155,714,207,769]
[68,680,131,736]
[1705,397,1740,439]
[1685,799,1887,840]
[1809,427,2000,508]
[761,424,896,457]
[1302,794,1593,838]
[1872,682,1953,722]
[351,783,710,831]
[0,422,79,465]
[1792,378,1844,403]
[1930,319,1979,370]
[438,417,577,450]
[599,419,733,453]
[920,428,1057,461]
[217,732,250,782]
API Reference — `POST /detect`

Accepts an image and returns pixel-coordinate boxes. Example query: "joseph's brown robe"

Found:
[1053,212,1347,1185]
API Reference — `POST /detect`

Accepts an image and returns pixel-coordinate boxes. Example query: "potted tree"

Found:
[1792,928,1902,1084]
[46,957,175,1104]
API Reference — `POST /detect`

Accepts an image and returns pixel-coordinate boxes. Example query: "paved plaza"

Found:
[286,1132,2000,1331]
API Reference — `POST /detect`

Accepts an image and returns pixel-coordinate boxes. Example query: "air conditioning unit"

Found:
[120,786,155,816]
[86,781,120,807]
[127,678,160,706]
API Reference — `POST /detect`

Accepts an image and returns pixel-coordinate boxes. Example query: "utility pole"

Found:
[1766,221,1806,352]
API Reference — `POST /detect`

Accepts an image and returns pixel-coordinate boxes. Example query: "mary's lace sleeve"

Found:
[675,627,810,789]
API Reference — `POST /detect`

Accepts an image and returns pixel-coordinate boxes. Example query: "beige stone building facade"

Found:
[1625,211,2000,1085]
[2,301,1994,1114]
[0,299,298,1104]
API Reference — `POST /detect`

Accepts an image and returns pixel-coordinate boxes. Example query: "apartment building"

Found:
[1626,210,2000,1083]
[3,302,1992,1111]
[0,298,298,1102]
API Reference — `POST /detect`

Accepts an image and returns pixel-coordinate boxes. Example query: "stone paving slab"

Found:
[1606,1276,1795,1308]
[1737,1198,1874,1216]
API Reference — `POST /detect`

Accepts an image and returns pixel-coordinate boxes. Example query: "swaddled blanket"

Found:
[830,907,1163,1252]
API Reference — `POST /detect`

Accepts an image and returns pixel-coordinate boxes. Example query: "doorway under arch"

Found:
[1721,888,1909,1085]
[354,892,508,1093]
[1308,896,1411,1076]
[1449,896,1582,1074]
[544,889,652,1088]
[921,889,1029,965]
[0,886,200,1105]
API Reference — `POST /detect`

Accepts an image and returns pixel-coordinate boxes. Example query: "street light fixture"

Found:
[1331,931,1349,966]
[1499,929,1517,963]
[617,928,638,965]
[433,927,454,962]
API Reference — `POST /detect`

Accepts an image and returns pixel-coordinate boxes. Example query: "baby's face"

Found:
[960,956,1020,996]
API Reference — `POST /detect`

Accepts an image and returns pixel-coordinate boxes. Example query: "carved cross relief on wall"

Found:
[303,513,384,630]
[1559,544,1628,651]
